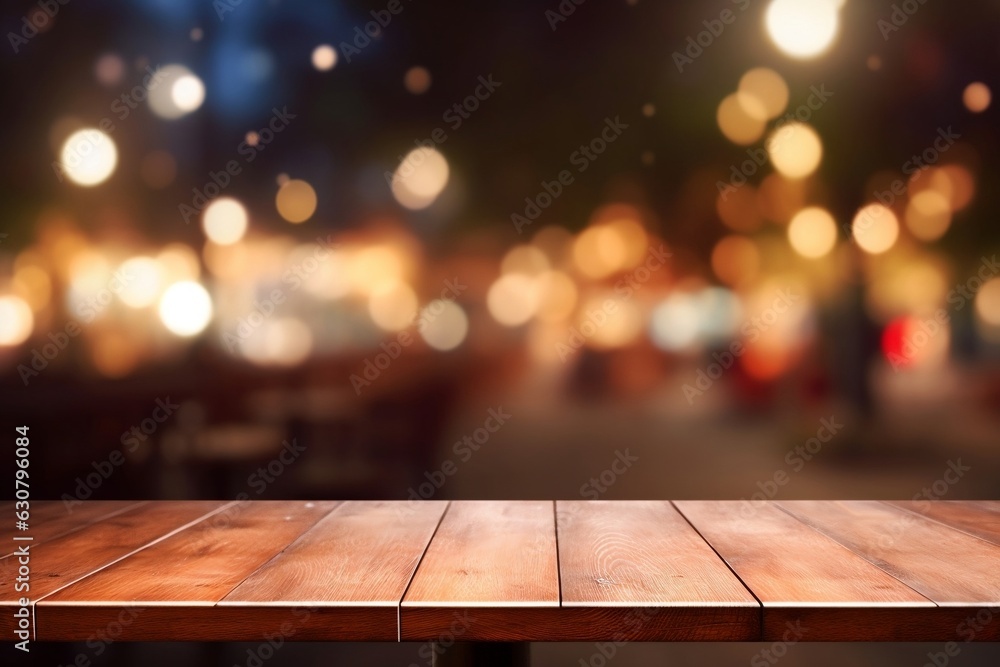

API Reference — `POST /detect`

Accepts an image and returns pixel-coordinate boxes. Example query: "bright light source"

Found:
[788,207,838,258]
[418,300,468,351]
[391,147,449,210]
[852,204,899,255]
[202,197,249,245]
[117,257,163,308]
[0,296,34,346]
[767,122,822,179]
[311,45,337,71]
[159,281,213,336]
[765,0,840,59]
[59,128,117,186]
[171,74,205,113]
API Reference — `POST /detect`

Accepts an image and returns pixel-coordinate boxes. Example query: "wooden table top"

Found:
[3,500,999,642]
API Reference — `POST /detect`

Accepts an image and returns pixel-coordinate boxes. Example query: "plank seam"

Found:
[879,500,1000,548]
[30,500,240,641]
[208,500,344,609]
[772,501,941,608]
[670,500,764,641]
[552,501,563,608]
[397,500,452,642]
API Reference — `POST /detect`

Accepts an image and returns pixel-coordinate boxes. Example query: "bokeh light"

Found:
[765,0,840,59]
[159,281,213,336]
[149,64,202,120]
[117,256,163,308]
[0,296,34,346]
[787,207,838,258]
[975,278,1000,327]
[275,179,318,223]
[419,300,468,351]
[311,45,337,71]
[767,122,822,179]
[717,93,767,145]
[171,74,205,113]
[534,271,578,323]
[650,293,701,352]
[501,244,550,276]
[59,128,117,186]
[368,282,419,331]
[391,147,449,209]
[738,67,789,120]
[404,66,432,94]
[488,274,540,327]
[202,197,249,245]
[963,82,991,113]
[905,190,951,242]
[852,204,900,255]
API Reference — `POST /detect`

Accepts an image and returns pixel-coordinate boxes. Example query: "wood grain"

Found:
[1,501,146,557]
[0,501,230,639]
[555,500,759,641]
[220,500,448,641]
[674,500,945,640]
[401,501,559,641]
[776,500,1000,640]
[885,500,1000,547]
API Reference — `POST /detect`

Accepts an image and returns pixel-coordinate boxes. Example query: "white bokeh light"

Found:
[159,281,213,336]
[59,128,118,186]
[765,0,840,59]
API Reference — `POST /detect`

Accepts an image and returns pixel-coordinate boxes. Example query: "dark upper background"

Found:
[3,2,1000,666]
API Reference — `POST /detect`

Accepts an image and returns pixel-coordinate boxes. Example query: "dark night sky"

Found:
[1,0,998,259]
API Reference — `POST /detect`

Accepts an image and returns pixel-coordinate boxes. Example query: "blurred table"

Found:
[3,500,999,664]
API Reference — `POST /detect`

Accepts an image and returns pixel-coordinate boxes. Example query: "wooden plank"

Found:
[401,501,560,641]
[0,501,230,639]
[776,500,1000,640]
[37,501,339,641]
[555,501,759,641]
[219,500,448,641]
[1,501,146,557]
[674,500,946,641]
[885,500,1000,547]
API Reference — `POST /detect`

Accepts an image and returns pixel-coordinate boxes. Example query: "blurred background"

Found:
[1,0,999,665]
